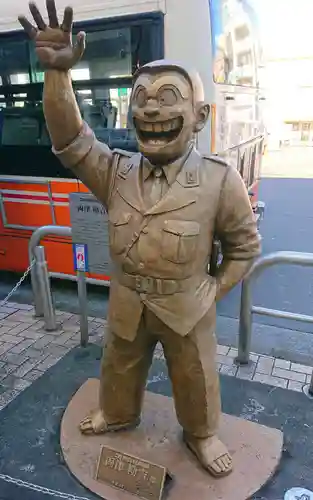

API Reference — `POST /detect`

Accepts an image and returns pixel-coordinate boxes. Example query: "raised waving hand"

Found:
[18,0,85,70]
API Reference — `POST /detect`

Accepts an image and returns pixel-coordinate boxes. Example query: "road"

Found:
[218,146,313,327]
[1,146,313,363]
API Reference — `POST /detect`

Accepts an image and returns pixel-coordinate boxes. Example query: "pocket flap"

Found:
[163,220,200,236]
[110,212,131,226]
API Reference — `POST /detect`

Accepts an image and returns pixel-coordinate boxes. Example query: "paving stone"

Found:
[14,303,33,311]
[290,362,313,375]
[61,323,80,333]
[0,326,14,335]
[96,318,107,325]
[216,354,236,366]
[0,334,23,345]
[1,375,32,391]
[35,355,61,372]
[237,362,257,380]
[256,357,274,375]
[21,347,48,360]
[216,345,230,356]
[9,339,36,354]
[4,321,22,330]
[19,329,44,340]
[0,306,16,315]
[45,345,71,358]
[0,389,21,410]
[51,332,76,345]
[12,360,39,378]
[249,354,260,363]
[0,361,5,369]
[228,348,238,358]
[0,364,16,379]
[0,352,29,366]
[35,327,61,337]
[306,374,313,384]
[253,373,287,388]
[92,321,105,329]
[31,336,53,350]
[288,380,304,392]
[220,365,238,376]
[0,343,15,355]
[24,369,44,382]
[0,312,11,320]
[9,324,31,335]
[272,367,306,383]
[7,312,36,323]
[65,338,79,348]
[274,359,291,370]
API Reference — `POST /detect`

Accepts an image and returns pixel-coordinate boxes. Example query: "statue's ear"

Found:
[193,103,210,133]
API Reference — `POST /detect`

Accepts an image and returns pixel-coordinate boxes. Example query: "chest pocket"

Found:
[108,212,132,255]
[161,220,200,264]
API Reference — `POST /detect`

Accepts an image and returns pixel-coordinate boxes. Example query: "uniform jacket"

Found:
[54,122,261,340]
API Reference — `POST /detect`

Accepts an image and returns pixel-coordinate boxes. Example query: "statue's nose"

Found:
[144,107,159,118]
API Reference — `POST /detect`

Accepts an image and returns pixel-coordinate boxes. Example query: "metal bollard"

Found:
[30,257,44,317]
[34,245,57,331]
[77,271,89,347]
[308,373,313,397]
[237,279,252,365]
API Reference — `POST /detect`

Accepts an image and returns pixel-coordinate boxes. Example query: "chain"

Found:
[0,473,91,500]
[0,259,35,308]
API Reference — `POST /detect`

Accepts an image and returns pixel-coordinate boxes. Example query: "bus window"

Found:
[209,0,258,87]
[0,38,30,86]
[0,13,164,177]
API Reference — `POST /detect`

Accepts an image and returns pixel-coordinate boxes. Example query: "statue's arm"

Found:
[215,166,262,301]
[44,70,113,207]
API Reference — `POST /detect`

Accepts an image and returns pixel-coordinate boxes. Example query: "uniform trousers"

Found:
[99,303,220,439]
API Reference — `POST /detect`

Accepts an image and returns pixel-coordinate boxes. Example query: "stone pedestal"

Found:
[60,379,283,500]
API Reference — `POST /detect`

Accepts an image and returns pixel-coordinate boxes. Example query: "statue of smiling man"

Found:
[19,0,261,479]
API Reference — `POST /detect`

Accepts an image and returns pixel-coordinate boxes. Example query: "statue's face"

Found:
[131,70,208,164]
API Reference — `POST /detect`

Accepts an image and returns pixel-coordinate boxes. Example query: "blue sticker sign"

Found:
[73,243,88,272]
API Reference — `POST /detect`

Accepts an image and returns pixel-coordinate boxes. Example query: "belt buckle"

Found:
[135,276,153,293]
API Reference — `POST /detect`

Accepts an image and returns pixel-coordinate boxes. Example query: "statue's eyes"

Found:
[157,88,177,106]
[134,88,148,107]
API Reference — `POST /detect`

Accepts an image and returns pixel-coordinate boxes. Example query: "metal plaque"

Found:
[96,445,169,500]
[69,193,112,275]
[285,488,313,500]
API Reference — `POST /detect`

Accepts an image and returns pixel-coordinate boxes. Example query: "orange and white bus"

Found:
[0,0,265,281]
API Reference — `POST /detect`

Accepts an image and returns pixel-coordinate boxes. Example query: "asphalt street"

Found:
[0,146,313,363]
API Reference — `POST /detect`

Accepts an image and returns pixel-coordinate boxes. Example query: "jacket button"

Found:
[139,262,144,269]
[142,228,148,234]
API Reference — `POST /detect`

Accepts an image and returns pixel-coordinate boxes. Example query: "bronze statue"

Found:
[19,0,261,479]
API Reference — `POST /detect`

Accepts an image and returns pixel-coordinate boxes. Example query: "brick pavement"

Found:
[0,301,312,411]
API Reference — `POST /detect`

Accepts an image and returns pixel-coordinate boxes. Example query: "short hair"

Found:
[133,59,205,104]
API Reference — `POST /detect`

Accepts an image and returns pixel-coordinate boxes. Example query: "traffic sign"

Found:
[73,243,88,272]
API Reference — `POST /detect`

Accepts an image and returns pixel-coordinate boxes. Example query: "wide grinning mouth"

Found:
[134,117,183,144]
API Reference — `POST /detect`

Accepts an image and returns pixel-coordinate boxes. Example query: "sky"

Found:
[255,0,313,59]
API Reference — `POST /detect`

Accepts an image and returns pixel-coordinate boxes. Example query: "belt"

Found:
[117,272,198,295]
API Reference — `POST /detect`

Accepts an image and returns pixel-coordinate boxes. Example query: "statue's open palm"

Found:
[18,0,85,70]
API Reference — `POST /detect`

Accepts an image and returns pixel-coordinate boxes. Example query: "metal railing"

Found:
[237,251,313,396]
[28,229,313,395]
[0,177,56,230]
[29,225,109,346]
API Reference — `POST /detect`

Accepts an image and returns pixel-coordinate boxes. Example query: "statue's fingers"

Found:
[72,31,86,62]
[61,6,73,33]
[17,15,37,39]
[46,0,59,28]
[29,2,47,31]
